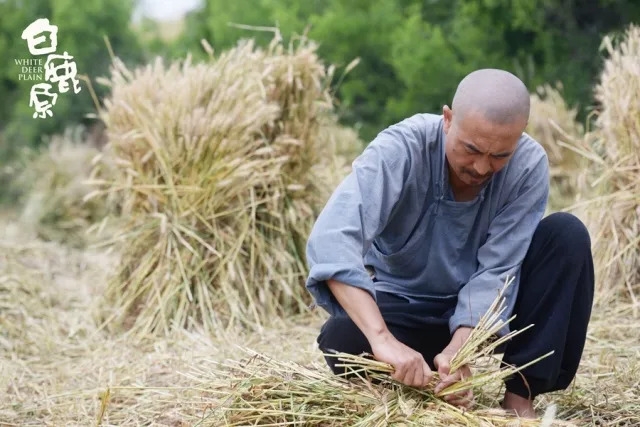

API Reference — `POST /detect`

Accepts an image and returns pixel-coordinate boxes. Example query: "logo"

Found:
[17,18,81,119]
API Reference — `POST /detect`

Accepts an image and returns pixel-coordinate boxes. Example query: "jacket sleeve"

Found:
[305,120,417,316]
[448,153,550,337]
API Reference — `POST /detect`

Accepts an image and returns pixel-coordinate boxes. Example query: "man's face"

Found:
[443,106,524,189]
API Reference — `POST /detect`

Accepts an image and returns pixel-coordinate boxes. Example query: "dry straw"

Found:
[187,278,560,426]
[15,130,113,248]
[87,33,360,337]
[526,83,586,211]
[564,24,640,306]
[1,230,638,425]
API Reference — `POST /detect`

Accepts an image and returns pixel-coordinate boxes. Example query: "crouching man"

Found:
[304,68,594,417]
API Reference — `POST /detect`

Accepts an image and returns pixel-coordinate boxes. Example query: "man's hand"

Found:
[433,352,474,409]
[370,331,433,388]
[325,280,433,389]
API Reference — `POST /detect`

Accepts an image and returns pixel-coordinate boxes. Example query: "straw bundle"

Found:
[526,84,586,211]
[16,133,112,248]
[187,280,560,426]
[190,352,571,426]
[188,352,517,426]
[90,35,359,336]
[569,25,640,305]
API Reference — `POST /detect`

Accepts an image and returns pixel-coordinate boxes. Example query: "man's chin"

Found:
[463,175,490,187]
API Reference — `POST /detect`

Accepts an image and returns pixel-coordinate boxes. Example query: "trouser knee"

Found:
[536,212,592,255]
[317,315,371,375]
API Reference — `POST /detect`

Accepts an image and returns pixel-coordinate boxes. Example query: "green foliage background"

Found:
[169,0,640,140]
[1,0,639,160]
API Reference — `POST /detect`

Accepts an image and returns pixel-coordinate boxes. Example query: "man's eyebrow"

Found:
[463,140,512,157]
[492,150,513,157]
[463,141,482,153]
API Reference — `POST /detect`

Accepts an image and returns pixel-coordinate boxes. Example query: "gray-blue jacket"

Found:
[305,113,549,336]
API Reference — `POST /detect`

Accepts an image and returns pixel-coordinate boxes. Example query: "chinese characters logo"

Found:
[18,18,81,119]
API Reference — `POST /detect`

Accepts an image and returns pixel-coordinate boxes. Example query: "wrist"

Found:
[365,325,393,347]
[443,326,473,354]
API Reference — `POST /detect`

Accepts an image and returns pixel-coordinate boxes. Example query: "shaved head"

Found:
[451,69,530,126]
[442,69,531,196]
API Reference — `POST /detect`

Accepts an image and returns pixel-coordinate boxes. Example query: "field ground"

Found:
[1,214,639,426]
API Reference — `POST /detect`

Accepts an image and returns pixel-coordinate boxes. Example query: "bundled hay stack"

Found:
[90,35,360,336]
[526,84,586,211]
[571,25,640,305]
[16,133,112,248]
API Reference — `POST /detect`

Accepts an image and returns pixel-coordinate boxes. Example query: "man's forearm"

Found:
[327,279,391,344]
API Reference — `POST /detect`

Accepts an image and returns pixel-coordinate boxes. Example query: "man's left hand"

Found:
[433,352,474,409]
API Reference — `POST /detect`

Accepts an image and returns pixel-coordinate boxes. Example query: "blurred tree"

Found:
[169,0,640,142]
[457,0,640,119]
[386,2,511,126]
[0,0,143,159]
[305,0,404,138]
[165,0,283,61]
[174,0,406,139]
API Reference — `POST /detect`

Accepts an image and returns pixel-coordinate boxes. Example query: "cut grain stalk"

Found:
[192,348,561,426]
[564,25,640,305]
[328,275,553,399]
[190,277,555,425]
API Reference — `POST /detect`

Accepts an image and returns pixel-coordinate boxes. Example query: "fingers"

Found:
[434,368,461,394]
[422,360,433,386]
[390,352,429,388]
[445,389,474,409]
[433,353,451,377]
[434,375,453,394]
[432,361,473,409]
[411,360,424,388]
[390,364,406,384]
[403,353,425,387]
[435,372,472,395]
[389,357,413,386]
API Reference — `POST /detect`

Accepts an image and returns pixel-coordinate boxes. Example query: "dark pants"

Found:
[317,212,595,399]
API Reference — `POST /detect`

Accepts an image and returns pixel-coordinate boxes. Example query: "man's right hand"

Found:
[325,280,433,388]
[370,331,433,388]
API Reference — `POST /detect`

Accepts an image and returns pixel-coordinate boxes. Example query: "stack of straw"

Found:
[567,25,640,305]
[16,132,112,248]
[526,83,585,211]
[88,34,360,336]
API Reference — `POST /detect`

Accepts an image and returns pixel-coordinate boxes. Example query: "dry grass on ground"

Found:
[1,219,638,426]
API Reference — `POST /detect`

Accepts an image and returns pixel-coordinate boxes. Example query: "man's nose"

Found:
[473,158,491,176]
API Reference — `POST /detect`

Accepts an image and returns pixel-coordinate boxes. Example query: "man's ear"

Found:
[442,105,453,133]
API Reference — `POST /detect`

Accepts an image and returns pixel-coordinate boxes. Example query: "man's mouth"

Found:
[463,169,491,183]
